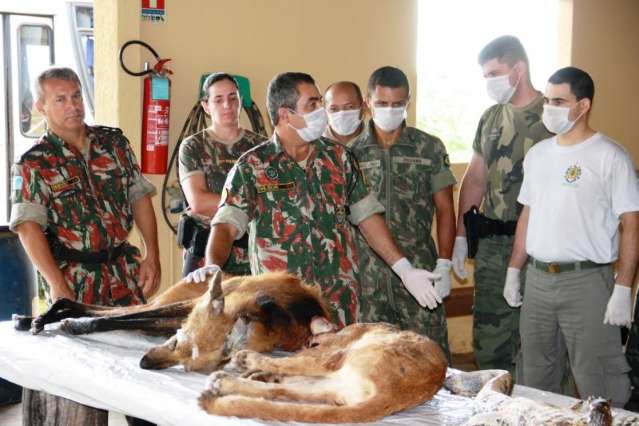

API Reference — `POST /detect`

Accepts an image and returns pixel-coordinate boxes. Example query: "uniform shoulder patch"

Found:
[12,175,23,191]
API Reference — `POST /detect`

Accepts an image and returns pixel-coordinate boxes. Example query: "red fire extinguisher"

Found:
[120,40,172,174]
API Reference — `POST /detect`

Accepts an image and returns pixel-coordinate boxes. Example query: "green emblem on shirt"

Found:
[265,167,278,180]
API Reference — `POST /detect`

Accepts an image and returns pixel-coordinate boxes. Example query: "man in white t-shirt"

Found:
[503,66,639,406]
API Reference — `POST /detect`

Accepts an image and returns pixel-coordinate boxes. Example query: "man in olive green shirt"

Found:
[352,66,456,358]
[453,35,552,373]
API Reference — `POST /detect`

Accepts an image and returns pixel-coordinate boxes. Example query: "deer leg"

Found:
[57,301,194,335]
[29,299,112,334]
[60,316,185,336]
[207,371,344,405]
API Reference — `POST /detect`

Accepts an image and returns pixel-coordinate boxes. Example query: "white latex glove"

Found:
[184,264,221,283]
[452,236,468,279]
[604,285,632,327]
[503,267,523,307]
[392,257,442,310]
[433,258,453,299]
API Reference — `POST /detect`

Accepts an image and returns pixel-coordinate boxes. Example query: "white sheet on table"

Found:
[0,321,634,425]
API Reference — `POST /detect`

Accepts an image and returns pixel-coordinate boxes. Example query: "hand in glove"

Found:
[433,258,453,299]
[452,236,468,279]
[503,267,523,307]
[604,285,632,327]
[392,258,442,310]
[183,264,221,284]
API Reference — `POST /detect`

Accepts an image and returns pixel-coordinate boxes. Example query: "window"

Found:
[416,0,564,163]
[17,24,53,137]
[71,5,95,114]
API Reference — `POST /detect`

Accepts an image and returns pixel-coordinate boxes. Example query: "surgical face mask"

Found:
[485,70,519,104]
[373,106,406,132]
[542,103,583,135]
[289,107,328,142]
[328,109,362,136]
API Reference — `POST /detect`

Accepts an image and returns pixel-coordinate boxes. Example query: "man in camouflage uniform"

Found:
[10,67,160,307]
[351,66,456,359]
[179,72,265,277]
[187,72,444,328]
[323,81,365,148]
[453,36,552,374]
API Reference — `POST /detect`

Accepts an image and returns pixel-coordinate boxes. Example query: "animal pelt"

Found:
[16,271,331,373]
[444,370,639,426]
[139,271,332,372]
[199,321,448,423]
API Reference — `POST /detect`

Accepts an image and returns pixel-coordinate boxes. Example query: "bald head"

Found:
[324,81,363,112]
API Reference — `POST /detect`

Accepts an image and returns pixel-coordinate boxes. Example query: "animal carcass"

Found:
[199,320,448,423]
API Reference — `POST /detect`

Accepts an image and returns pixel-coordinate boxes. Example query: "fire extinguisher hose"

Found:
[119,40,167,76]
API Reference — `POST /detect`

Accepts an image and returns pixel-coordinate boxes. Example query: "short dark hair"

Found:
[201,72,239,101]
[35,67,81,101]
[324,81,363,105]
[478,35,528,66]
[266,72,316,125]
[548,66,595,102]
[367,66,410,96]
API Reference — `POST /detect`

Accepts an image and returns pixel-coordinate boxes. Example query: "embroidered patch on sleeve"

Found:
[12,175,23,191]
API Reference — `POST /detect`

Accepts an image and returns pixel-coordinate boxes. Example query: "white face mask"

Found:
[542,104,583,135]
[485,70,519,104]
[289,107,328,142]
[328,109,362,136]
[373,106,406,132]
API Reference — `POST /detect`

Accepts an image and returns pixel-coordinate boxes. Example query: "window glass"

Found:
[416,0,562,163]
[73,5,94,113]
[18,25,53,137]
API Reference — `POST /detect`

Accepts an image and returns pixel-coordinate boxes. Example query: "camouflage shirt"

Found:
[211,134,384,326]
[9,126,156,306]
[352,121,456,270]
[472,95,552,221]
[178,128,265,274]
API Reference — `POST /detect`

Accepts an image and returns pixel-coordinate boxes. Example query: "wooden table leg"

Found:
[22,389,107,426]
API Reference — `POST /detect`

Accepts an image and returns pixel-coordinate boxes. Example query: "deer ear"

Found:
[208,270,223,301]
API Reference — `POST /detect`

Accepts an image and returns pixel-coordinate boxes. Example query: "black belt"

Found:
[47,233,126,264]
[529,257,610,274]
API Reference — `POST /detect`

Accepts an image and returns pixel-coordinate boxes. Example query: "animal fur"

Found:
[16,271,330,373]
[444,370,639,426]
[199,321,448,423]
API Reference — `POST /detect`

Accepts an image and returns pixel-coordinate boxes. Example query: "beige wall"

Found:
[571,0,639,163]
[95,0,638,355]
[95,0,418,291]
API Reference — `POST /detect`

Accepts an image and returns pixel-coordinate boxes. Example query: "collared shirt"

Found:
[212,133,384,326]
[10,126,155,248]
[178,128,265,274]
[352,120,456,271]
[9,125,155,305]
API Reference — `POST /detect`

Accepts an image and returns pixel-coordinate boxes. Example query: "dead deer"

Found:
[444,370,639,426]
[140,271,330,372]
[15,271,330,373]
[199,319,448,423]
